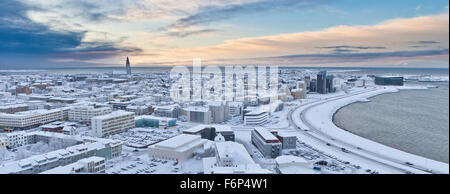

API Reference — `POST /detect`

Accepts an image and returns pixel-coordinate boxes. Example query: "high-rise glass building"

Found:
[317,71,327,94]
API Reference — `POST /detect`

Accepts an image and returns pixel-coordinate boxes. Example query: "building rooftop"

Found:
[91,110,134,120]
[254,127,279,141]
[154,134,201,150]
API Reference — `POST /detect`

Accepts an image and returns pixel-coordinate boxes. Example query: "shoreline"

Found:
[331,87,449,164]
[303,85,449,173]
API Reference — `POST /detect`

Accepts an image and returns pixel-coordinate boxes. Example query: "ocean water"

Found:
[333,82,449,163]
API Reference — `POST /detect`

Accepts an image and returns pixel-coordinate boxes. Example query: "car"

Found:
[405,162,414,166]
[326,143,331,146]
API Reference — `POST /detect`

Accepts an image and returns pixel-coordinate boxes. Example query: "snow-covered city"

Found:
[1,59,448,174]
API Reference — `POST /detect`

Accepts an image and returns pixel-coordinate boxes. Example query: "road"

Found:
[287,88,435,174]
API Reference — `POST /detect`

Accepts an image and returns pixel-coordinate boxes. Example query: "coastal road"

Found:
[288,88,436,174]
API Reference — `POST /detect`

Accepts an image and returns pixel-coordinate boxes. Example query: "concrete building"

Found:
[68,106,112,123]
[4,131,30,148]
[275,132,297,149]
[126,105,151,116]
[375,76,404,86]
[0,104,29,114]
[91,111,135,137]
[135,115,177,129]
[153,105,180,118]
[0,136,7,148]
[275,155,315,174]
[148,134,208,162]
[208,101,229,123]
[203,141,270,174]
[186,106,212,124]
[0,139,122,174]
[0,109,64,130]
[183,125,235,142]
[244,110,269,126]
[41,156,106,174]
[228,102,243,117]
[251,127,282,158]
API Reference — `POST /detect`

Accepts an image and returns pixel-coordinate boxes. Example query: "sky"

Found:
[0,0,448,68]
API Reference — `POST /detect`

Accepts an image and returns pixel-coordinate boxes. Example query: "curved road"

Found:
[288,88,436,174]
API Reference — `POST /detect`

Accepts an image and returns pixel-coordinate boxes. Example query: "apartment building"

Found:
[91,111,135,137]
[186,106,212,124]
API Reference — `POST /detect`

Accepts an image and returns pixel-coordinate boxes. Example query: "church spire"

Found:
[125,56,131,75]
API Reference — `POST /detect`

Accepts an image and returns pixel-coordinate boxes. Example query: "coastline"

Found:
[302,86,449,173]
[332,86,449,164]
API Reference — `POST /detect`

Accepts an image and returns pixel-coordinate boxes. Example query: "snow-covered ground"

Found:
[106,150,203,174]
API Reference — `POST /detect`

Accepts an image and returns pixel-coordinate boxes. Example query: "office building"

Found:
[251,127,282,158]
[244,110,269,126]
[68,106,112,123]
[186,106,212,124]
[374,76,404,86]
[317,71,327,94]
[0,109,64,130]
[275,132,297,149]
[91,111,135,137]
[326,75,335,93]
[135,115,177,129]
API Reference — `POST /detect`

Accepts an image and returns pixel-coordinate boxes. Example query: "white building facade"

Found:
[91,111,135,137]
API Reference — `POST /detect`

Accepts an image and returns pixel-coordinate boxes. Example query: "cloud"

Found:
[160,0,328,37]
[0,0,141,67]
[318,45,387,50]
[132,13,449,67]
[171,0,325,27]
[416,41,440,44]
[166,29,217,38]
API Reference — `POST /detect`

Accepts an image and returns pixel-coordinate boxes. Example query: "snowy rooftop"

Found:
[91,110,134,120]
[154,134,201,150]
[215,141,254,165]
[135,115,176,122]
[185,106,209,112]
[41,156,105,174]
[254,127,278,141]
